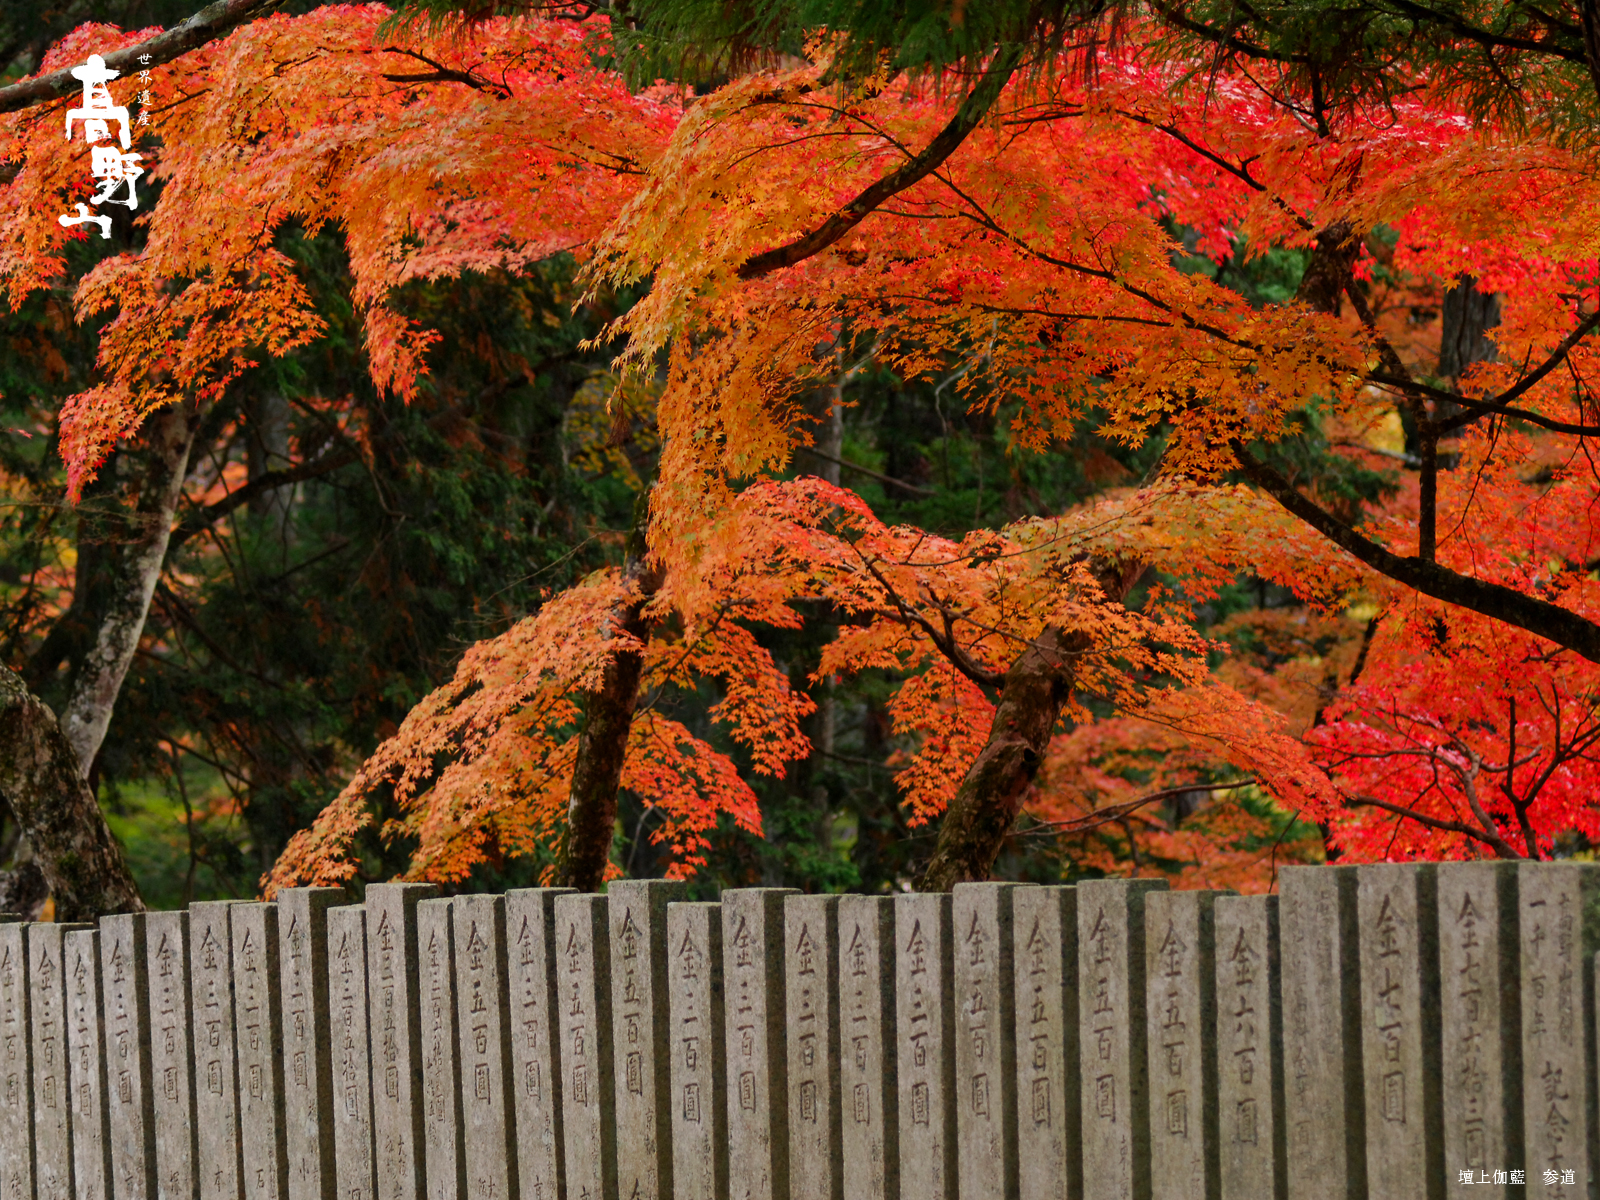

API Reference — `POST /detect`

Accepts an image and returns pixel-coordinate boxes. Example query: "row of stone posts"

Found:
[0,864,1594,1200]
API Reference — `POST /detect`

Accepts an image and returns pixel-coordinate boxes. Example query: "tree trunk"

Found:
[555,489,662,892]
[917,557,1145,891]
[1438,277,1501,380]
[0,666,145,919]
[59,403,198,775]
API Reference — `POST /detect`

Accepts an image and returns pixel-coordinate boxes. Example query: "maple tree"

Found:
[4,0,1600,907]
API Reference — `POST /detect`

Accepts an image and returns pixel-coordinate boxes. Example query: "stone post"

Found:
[102,914,155,1200]
[364,884,436,1200]
[837,896,896,1200]
[1213,895,1284,1200]
[668,902,726,1200]
[417,899,464,1200]
[1437,862,1520,1198]
[894,894,955,1200]
[1280,865,1364,1200]
[1356,865,1443,1200]
[452,896,518,1200]
[146,912,197,1200]
[277,889,343,1200]
[32,921,93,1200]
[609,880,685,1200]
[555,893,615,1200]
[232,904,287,1200]
[1519,862,1598,1199]
[723,888,796,1200]
[1145,890,1223,1200]
[1,918,32,1200]
[786,894,841,1200]
[506,889,572,1200]
[67,929,111,1200]
[190,902,243,1200]
[327,906,377,1200]
[1012,886,1079,1200]
[953,882,1029,1200]
[1078,878,1167,1200]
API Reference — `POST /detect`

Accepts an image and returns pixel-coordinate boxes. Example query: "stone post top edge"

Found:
[1073,876,1168,893]
[276,885,349,900]
[784,893,842,907]
[666,901,722,912]
[835,893,895,907]
[951,880,1034,894]
[505,886,577,898]
[606,878,688,892]
[1212,891,1277,907]
[1516,859,1600,872]
[720,887,801,896]
[1434,859,1519,873]
[364,881,440,899]
[1278,862,1361,877]
[552,891,609,910]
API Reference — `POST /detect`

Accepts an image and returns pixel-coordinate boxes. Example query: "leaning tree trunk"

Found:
[555,489,662,892]
[917,557,1145,891]
[0,666,144,919]
[0,404,193,919]
[59,403,198,775]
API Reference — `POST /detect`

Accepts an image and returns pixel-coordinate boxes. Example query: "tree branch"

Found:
[736,45,1022,280]
[0,0,283,116]
[1231,439,1600,662]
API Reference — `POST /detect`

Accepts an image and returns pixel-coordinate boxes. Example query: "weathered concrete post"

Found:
[1145,890,1224,1200]
[668,902,726,1200]
[277,889,343,1200]
[505,889,572,1200]
[66,929,111,1200]
[146,912,197,1200]
[102,914,155,1200]
[555,893,616,1200]
[452,895,518,1200]
[1436,862,1521,1197]
[232,904,287,1200]
[190,902,243,1200]
[837,896,897,1200]
[1519,862,1598,1199]
[1356,865,1443,1200]
[327,906,376,1200]
[0,917,31,1200]
[1012,886,1079,1200]
[364,884,436,1200]
[1213,895,1284,1200]
[1280,865,1364,1200]
[953,882,1029,1200]
[894,895,955,1200]
[33,922,93,1200]
[1078,878,1167,1200]
[417,899,464,1200]
[723,889,796,1200]
[786,894,841,1200]
[609,879,686,1200]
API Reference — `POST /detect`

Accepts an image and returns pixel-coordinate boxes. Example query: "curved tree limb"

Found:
[736,44,1023,281]
[1230,440,1600,662]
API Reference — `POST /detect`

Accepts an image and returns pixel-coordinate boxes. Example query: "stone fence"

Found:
[0,865,1593,1200]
